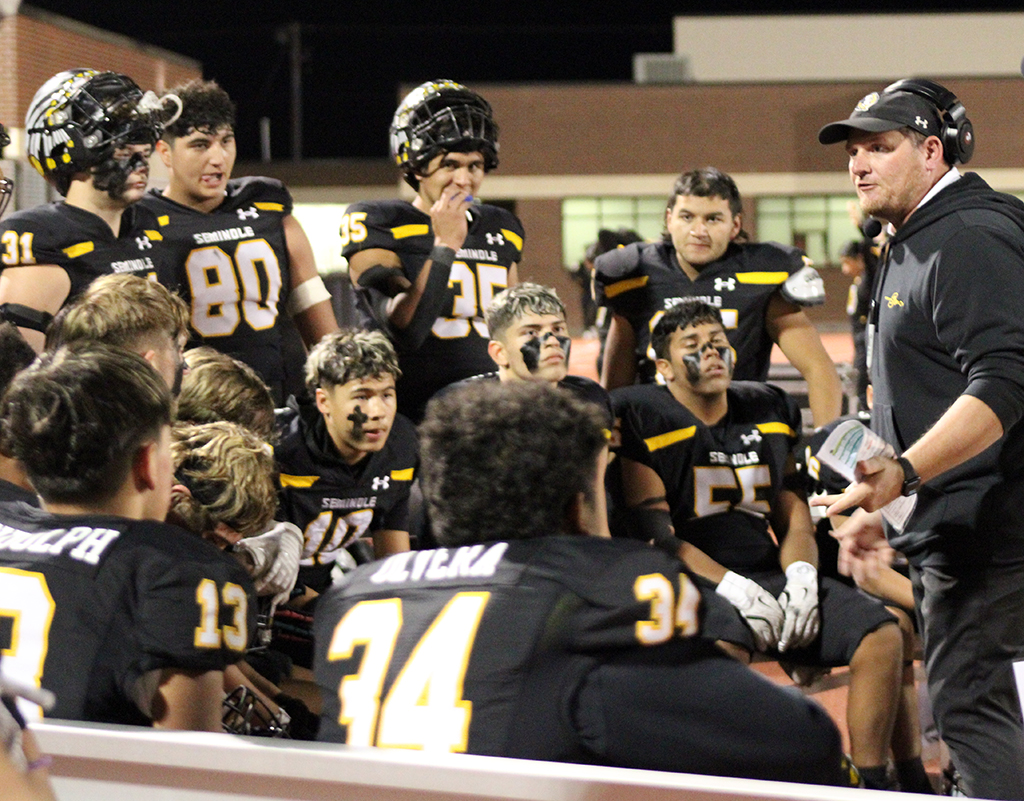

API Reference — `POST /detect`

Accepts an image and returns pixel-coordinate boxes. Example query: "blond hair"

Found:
[47,274,189,352]
[171,422,276,538]
[305,328,400,391]
[178,347,276,442]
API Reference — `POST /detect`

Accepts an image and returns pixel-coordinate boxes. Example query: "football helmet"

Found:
[221,686,291,738]
[25,69,176,196]
[389,79,498,189]
[0,122,12,218]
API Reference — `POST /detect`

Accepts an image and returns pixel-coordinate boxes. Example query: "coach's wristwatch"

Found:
[895,455,921,497]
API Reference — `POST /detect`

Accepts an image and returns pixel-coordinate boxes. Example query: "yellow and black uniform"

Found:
[313,535,843,784]
[140,178,294,391]
[0,500,253,725]
[614,382,894,661]
[594,241,819,383]
[0,201,165,301]
[341,199,523,420]
[275,397,418,594]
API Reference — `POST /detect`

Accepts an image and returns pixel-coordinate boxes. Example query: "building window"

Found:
[561,197,666,266]
[755,195,862,264]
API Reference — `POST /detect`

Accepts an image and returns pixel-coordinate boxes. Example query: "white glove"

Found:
[778,561,820,652]
[0,700,25,772]
[234,521,303,605]
[715,571,784,652]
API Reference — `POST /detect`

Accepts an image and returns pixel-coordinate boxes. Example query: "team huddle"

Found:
[0,68,1022,800]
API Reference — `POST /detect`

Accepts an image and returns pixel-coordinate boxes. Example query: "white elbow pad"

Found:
[286,276,332,316]
[780,265,826,306]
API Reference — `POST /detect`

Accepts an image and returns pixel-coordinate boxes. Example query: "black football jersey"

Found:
[340,199,524,420]
[275,399,418,588]
[594,240,815,383]
[140,178,295,385]
[0,502,253,725]
[614,382,801,573]
[314,535,700,757]
[0,201,167,302]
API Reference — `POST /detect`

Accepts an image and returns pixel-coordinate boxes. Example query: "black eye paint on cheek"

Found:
[348,405,369,440]
[681,353,702,384]
[555,335,571,362]
[520,337,542,372]
[717,345,734,374]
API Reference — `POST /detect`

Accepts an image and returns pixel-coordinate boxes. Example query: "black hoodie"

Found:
[871,172,1024,566]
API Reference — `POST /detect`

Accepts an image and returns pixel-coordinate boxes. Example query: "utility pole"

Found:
[288,21,302,163]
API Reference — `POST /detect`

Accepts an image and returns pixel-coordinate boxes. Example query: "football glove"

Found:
[778,560,820,652]
[234,521,304,606]
[716,571,784,652]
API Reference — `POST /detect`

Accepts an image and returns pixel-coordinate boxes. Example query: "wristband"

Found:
[895,455,921,497]
[429,244,456,269]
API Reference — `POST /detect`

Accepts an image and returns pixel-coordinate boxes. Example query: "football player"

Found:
[313,381,844,784]
[0,121,13,220]
[342,80,524,422]
[0,345,253,730]
[143,80,338,402]
[0,70,177,351]
[595,167,842,427]
[445,283,611,424]
[276,330,416,598]
[612,299,905,789]
[45,273,188,395]
[0,324,36,504]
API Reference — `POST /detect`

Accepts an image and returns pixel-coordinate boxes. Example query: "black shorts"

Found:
[698,571,897,665]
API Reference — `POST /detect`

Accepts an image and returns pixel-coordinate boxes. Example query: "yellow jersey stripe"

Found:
[735,271,789,285]
[63,241,94,258]
[279,474,319,489]
[254,202,285,212]
[604,275,650,298]
[390,468,415,481]
[392,224,430,239]
[645,426,697,452]
[757,422,796,437]
[500,228,523,251]
[157,215,170,226]
[143,230,163,241]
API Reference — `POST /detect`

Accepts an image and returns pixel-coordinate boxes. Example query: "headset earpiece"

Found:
[883,78,974,165]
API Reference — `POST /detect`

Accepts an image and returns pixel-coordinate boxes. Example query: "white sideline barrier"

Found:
[29,720,899,801]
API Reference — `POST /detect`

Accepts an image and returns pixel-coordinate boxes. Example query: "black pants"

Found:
[913,559,1024,800]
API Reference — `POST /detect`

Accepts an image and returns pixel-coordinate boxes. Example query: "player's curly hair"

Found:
[177,348,276,443]
[650,299,724,360]
[305,328,401,392]
[162,79,235,140]
[170,422,276,539]
[419,381,607,546]
[0,344,171,504]
[484,282,566,342]
[45,274,188,352]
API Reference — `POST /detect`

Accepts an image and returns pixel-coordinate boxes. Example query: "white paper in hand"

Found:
[815,419,916,532]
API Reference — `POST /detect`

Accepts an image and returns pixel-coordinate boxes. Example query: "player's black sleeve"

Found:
[573,637,844,785]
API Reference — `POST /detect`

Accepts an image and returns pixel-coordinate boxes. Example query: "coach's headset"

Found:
[885,78,974,165]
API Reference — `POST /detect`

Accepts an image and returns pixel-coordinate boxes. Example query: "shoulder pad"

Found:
[593,242,643,283]
[228,176,293,213]
[780,265,826,306]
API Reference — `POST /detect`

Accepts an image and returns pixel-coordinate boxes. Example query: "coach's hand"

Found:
[778,561,820,651]
[715,571,784,652]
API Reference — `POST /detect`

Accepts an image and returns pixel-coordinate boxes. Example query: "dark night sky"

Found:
[20,1,1024,161]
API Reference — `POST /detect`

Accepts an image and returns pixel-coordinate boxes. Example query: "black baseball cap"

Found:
[818,88,943,145]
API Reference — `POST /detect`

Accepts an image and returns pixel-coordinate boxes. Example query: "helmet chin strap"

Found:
[91,150,149,200]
